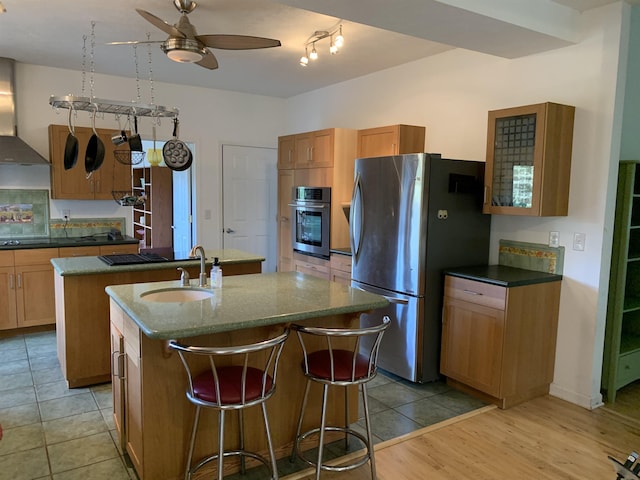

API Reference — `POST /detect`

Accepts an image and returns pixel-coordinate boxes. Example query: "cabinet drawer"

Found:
[444,276,506,310]
[99,244,139,255]
[330,254,352,272]
[14,248,60,266]
[58,246,101,258]
[0,250,13,267]
[617,350,640,388]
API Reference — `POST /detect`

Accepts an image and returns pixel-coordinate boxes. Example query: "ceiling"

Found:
[0,0,635,98]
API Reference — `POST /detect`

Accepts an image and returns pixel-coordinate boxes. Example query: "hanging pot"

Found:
[163,117,192,171]
[85,107,105,178]
[128,115,143,152]
[64,107,78,170]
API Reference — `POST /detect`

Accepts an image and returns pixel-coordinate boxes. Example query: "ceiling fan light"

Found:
[329,42,338,55]
[167,49,203,63]
[309,44,318,60]
[299,55,309,66]
[162,37,206,63]
[334,26,344,48]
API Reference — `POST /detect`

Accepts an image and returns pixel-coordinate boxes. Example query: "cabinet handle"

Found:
[16,273,22,289]
[89,181,94,193]
[463,289,482,296]
[310,146,314,162]
[8,273,14,289]
[96,180,101,193]
[483,185,489,205]
[392,143,397,153]
[112,351,126,379]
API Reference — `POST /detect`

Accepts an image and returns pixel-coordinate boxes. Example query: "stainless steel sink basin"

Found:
[140,287,214,303]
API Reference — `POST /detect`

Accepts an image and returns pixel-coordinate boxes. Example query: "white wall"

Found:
[283,3,626,408]
[0,64,286,246]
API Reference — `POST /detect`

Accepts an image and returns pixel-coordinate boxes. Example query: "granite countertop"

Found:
[105,271,389,340]
[51,248,265,276]
[444,265,562,287]
[0,235,139,250]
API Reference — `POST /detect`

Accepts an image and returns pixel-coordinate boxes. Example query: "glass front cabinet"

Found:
[483,102,575,216]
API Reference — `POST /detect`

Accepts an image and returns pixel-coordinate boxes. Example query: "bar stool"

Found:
[169,328,289,480]
[290,316,391,480]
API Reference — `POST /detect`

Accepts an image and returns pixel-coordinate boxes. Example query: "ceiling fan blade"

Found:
[136,9,186,39]
[196,34,281,50]
[196,49,219,70]
[106,40,163,46]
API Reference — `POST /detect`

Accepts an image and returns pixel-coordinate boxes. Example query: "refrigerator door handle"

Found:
[350,171,364,259]
[383,295,410,305]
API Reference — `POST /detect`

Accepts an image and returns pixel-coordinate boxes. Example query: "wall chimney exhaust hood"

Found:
[0,58,50,166]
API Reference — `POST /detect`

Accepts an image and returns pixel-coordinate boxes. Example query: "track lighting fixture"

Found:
[298,21,344,66]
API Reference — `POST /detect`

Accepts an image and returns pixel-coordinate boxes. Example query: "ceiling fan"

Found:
[111,0,281,70]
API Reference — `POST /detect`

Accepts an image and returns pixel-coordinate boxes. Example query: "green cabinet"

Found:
[603,160,640,402]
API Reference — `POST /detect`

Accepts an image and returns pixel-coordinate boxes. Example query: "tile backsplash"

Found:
[0,189,50,238]
[49,218,126,238]
[498,239,564,274]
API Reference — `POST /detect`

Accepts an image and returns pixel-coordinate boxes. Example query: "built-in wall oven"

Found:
[289,186,331,259]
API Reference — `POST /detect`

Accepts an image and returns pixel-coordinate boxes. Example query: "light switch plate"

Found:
[549,231,559,248]
[573,232,586,251]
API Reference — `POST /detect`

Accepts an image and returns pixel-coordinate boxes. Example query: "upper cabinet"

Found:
[483,102,575,216]
[49,124,132,200]
[277,134,295,169]
[293,128,335,169]
[356,124,425,158]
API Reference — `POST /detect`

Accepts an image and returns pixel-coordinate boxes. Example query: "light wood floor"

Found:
[284,395,640,480]
[604,380,640,423]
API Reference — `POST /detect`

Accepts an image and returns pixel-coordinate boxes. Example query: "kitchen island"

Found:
[106,272,388,480]
[51,249,264,388]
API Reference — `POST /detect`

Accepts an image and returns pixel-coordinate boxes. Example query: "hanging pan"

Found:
[128,114,143,152]
[85,106,105,178]
[63,107,78,170]
[163,117,192,171]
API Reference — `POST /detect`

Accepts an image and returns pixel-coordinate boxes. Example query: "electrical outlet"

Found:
[573,232,586,251]
[549,231,559,248]
[62,209,71,220]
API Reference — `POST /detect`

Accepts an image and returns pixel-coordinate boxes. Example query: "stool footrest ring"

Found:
[189,449,274,479]
[293,426,372,472]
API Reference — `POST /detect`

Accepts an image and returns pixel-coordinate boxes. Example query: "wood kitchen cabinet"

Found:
[330,252,352,285]
[603,160,640,402]
[57,244,139,258]
[49,124,132,200]
[277,128,357,271]
[132,166,173,256]
[356,124,426,158]
[293,251,330,280]
[294,128,334,168]
[277,169,294,272]
[483,102,575,216]
[0,249,58,330]
[440,273,561,409]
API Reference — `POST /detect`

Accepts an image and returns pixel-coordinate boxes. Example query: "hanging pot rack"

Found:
[49,95,179,118]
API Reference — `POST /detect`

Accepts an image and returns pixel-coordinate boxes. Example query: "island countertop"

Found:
[51,248,264,276]
[106,271,389,340]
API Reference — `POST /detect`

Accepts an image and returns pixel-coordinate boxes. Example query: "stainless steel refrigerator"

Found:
[350,153,491,383]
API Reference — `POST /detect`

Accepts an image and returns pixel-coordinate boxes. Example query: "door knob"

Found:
[226,228,235,233]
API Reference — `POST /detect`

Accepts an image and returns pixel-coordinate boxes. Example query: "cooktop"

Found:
[98,253,169,266]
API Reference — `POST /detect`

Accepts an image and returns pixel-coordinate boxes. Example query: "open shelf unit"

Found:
[131,166,173,256]
[603,160,640,402]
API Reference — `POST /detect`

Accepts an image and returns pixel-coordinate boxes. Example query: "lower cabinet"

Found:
[440,275,561,409]
[0,249,58,330]
[293,252,330,280]
[330,253,352,285]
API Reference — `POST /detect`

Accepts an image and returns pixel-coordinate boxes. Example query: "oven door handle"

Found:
[288,203,327,209]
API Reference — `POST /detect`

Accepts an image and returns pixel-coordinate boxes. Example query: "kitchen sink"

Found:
[140,287,214,303]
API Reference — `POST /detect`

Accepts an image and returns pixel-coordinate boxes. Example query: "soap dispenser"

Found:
[210,257,222,288]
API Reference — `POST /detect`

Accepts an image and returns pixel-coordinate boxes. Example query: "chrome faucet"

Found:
[189,245,207,287]
[177,267,190,287]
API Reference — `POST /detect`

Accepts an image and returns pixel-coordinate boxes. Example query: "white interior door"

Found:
[222,145,277,273]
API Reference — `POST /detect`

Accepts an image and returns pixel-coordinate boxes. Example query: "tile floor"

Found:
[0,330,486,480]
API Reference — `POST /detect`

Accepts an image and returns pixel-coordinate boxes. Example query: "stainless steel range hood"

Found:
[0,58,50,166]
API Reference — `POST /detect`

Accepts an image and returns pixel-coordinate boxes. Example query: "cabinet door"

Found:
[94,129,132,200]
[49,124,95,199]
[357,126,399,157]
[278,135,295,169]
[15,263,56,328]
[278,169,294,272]
[440,296,505,398]
[0,266,17,330]
[111,323,126,452]
[483,102,574,216]
[294,132,314,168]
[125,339,144,476]
[310,129,334,168]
